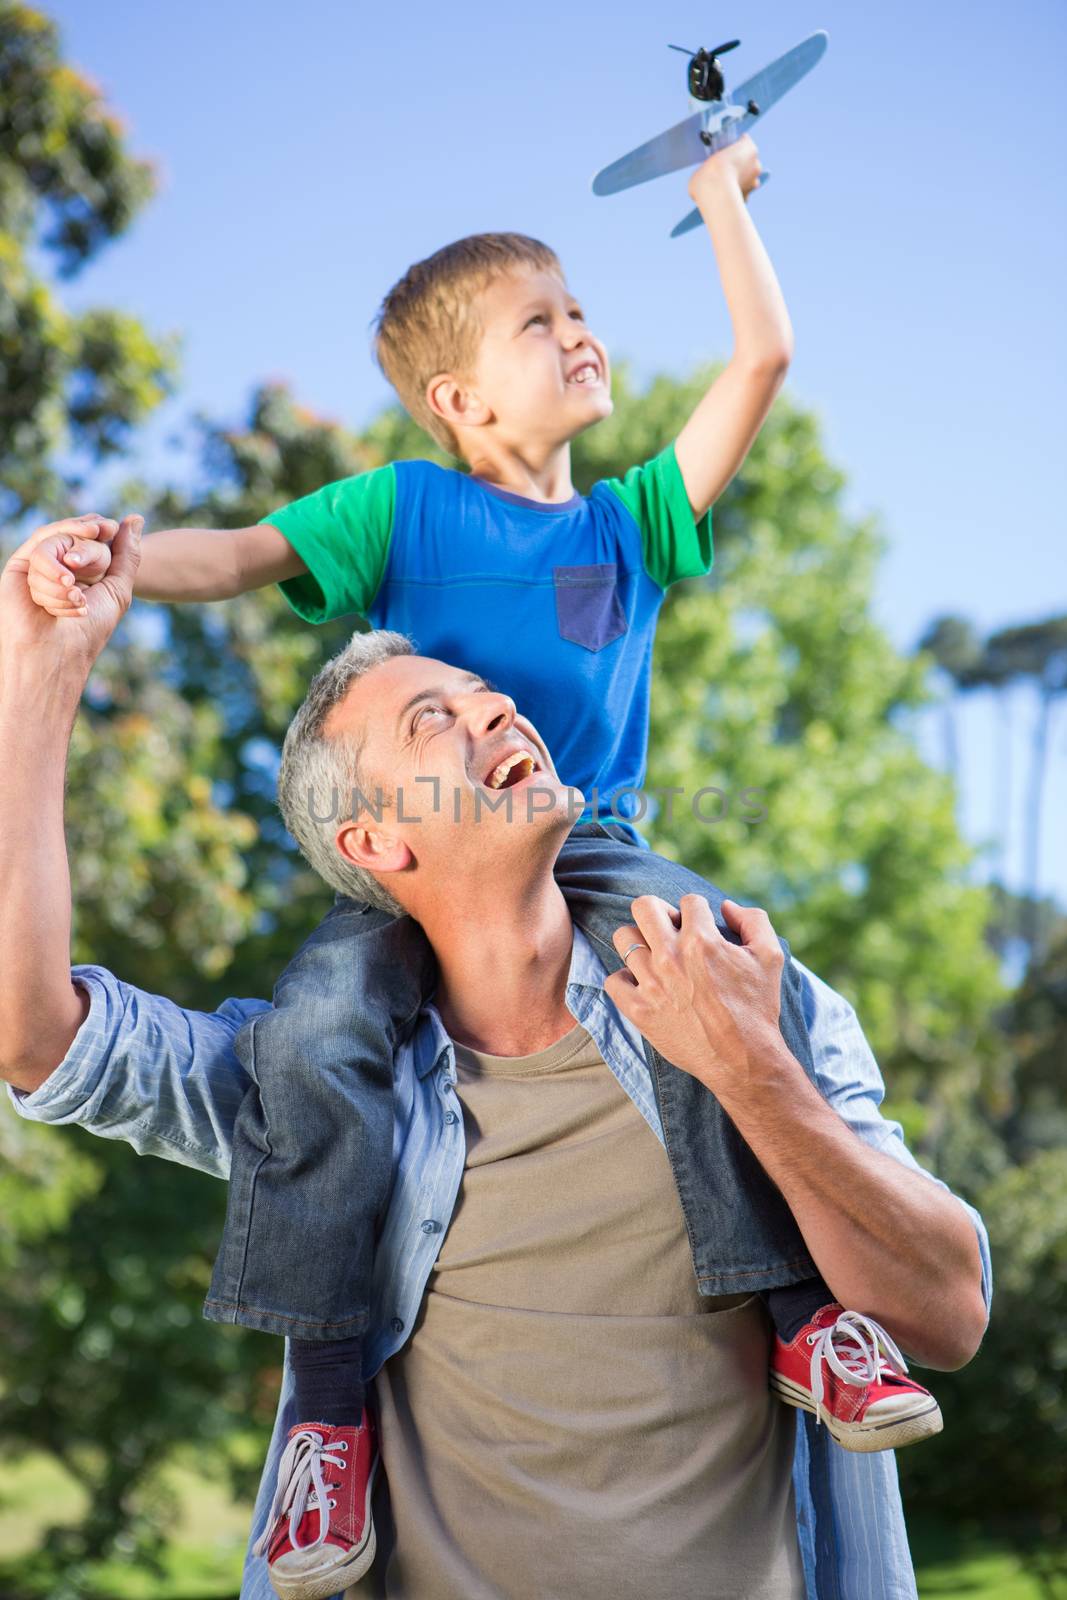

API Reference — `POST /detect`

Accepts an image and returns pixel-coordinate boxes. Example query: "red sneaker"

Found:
[770,1303,943,1453]
[252,1413,379,1600]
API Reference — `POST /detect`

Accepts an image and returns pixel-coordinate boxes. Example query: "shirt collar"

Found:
[469,478,583,514]
[413,923,605,1078]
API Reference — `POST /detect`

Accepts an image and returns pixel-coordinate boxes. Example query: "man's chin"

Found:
[471,779,583,837]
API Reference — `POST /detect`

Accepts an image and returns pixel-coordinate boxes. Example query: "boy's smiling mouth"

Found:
[566,359,601,386]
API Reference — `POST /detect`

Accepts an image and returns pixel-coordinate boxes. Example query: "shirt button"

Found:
[391,1317,404,1334]
[444,1111,458,1125]
[420,1219,442,1234]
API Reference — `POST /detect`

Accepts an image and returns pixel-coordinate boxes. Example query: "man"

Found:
[0,516,990,1600]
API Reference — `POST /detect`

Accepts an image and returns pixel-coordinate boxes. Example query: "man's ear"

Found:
[335,818,413,877]
[426,372,492,432]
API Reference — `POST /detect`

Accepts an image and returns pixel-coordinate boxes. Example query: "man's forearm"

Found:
[714,1044,988,1368]
[0,667,89,1089]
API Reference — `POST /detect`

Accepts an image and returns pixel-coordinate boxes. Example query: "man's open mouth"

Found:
[483,749,540,789]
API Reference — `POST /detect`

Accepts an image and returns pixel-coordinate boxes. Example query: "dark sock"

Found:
[289,1334,367,1427]
[764,1277,836,1343]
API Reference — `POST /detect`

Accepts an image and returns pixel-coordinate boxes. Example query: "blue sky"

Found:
[42,0,1067,905]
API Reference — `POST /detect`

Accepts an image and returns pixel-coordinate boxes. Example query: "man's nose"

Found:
[462,689,516,735]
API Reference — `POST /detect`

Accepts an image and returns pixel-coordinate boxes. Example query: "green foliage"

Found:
[0,4,177,518]
[899,1149,1067,1557]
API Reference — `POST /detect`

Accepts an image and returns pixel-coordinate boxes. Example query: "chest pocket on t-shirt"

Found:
[553,564,628,653]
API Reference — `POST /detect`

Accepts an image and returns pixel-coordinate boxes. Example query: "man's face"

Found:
[328,654,583,889]
[463,268,613,448]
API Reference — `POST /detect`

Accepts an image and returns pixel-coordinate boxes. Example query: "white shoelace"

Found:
[807,1310,909,1427]
[252,1428,347,1557]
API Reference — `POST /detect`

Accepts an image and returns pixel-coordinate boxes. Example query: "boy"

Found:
[29,137,942,1600]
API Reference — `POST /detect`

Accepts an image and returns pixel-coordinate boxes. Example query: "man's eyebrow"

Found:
[396,674,493,731]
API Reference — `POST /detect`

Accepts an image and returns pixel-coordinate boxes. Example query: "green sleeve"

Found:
[264,464,397,623]
[599,441,713,591]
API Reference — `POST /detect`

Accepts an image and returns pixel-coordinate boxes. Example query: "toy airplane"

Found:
[592,31,828,237]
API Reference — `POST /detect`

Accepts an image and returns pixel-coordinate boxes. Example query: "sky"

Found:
[38,0,1067,906]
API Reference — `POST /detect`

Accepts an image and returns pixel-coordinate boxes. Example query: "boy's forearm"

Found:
[695,171,793,363]
[135,528,243,602]
[0,671,89,1089]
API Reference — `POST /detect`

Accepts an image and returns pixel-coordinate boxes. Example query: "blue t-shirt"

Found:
[266,446,712,837]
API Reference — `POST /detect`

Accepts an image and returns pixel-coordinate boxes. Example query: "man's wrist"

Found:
[0,656,87,727]
[694,1030,806,1116]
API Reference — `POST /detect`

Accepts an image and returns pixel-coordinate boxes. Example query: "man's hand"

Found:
[688,133,763,209]
[604,894,789,1094]
[0,514,143,684]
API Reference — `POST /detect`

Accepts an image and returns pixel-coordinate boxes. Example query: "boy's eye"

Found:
[524,314,548,328]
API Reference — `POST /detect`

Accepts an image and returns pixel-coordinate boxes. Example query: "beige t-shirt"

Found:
[356,1022,804,1599]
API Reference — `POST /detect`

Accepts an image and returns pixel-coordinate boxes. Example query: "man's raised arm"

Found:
[0,515,143,1091]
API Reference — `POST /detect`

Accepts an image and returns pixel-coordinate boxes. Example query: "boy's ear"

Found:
[426,372,493,431]
[335,818,413,877]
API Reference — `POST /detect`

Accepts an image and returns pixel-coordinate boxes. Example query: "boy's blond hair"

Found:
[373,232,562,457]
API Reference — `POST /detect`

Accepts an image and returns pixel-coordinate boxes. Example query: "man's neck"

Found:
[413,865,577,1056]
[463,436,576,505]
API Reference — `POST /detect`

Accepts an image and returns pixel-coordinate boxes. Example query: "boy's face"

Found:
[461,268,613,448]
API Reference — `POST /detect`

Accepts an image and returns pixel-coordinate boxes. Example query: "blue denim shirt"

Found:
[9,933,991,1600]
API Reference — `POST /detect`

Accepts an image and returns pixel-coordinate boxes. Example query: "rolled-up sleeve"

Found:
[6,965,269,1180]
[794,958,993,1314]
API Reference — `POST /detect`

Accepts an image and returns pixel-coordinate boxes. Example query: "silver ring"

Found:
[621,941,648,964]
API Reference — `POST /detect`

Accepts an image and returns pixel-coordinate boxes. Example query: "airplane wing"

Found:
[670,171,771,237]
[591,31,828,198]
[726,31,827,125]
[669,207,705,239]
[591,110,707,197]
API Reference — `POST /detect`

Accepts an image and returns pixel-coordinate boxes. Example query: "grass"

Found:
[1,1454,1064,1598]
[0,1450,250,1598]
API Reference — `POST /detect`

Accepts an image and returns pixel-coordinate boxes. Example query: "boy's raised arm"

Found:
[27,519,307,613]
[673,137,794,521]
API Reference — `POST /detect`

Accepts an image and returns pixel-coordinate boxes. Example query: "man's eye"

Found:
[413,705,445,730]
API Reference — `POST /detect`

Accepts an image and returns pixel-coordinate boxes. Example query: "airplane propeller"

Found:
[667,41,740,59]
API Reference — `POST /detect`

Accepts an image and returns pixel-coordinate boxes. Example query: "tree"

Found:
[0,12,264,1593]
[918,614,982,788]
[981,618,1067,940]
[916,611,1067,946]
[0,3,176,522]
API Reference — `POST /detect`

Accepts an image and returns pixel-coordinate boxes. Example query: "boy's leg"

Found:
[555,821,822,1289]
[557,823,941,1452]
[214,897,436,1598]
[205,896,436,1339]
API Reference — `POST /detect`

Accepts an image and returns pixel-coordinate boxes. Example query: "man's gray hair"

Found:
[278,630,415,915]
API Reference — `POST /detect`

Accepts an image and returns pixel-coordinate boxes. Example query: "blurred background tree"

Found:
[1,6,1064,1595]
[0,3,176,520]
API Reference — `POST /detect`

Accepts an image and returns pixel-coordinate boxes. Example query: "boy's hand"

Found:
[688,134,763,208]
[27,516,117,617]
